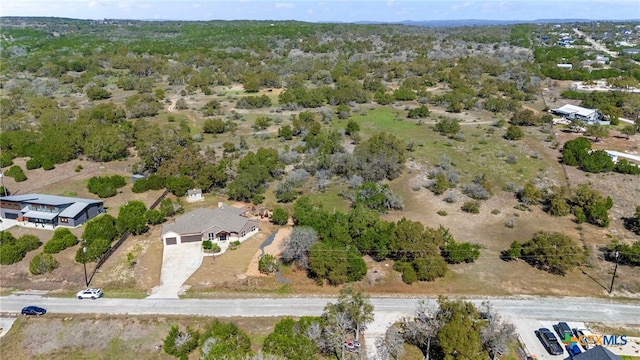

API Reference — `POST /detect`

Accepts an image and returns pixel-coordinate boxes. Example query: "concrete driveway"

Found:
[147,242,203,299]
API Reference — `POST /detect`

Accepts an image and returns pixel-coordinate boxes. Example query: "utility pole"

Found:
[82,244,89,287]
[609,251,619,294]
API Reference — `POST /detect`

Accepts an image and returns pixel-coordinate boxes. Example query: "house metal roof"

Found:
[161,206,255,236]
[1,194,103,219]
[59,202,88,218]
[22,210,58,220]
[553,104,598,117]
[0,194,102,206]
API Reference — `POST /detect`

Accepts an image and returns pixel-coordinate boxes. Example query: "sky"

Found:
[1,0,638,23]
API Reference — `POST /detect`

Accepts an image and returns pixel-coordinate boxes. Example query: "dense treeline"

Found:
[288,197,480,285]
[562,137,640,175]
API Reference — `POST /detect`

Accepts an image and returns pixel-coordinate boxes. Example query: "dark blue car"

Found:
[21,306,47,316]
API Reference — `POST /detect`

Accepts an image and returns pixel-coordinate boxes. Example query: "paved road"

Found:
[1,295,637,321]
[1,295,638,358]
[572,28,618,58]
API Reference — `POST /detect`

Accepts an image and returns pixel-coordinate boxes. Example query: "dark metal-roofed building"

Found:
[0,194,104,227]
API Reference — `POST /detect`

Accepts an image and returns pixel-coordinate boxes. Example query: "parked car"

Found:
[344,340,356,351]
[566,343,582,356]
[21,306,47,316]
[535,328,564,355]
[554,321,572,341]
[76,288,103,300]
[573,328,595,350]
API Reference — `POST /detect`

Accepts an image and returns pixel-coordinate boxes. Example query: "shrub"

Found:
[462,183,491,200]
[16,234,42,253]
[462,200,481,214]
[0,152,14,168]
[504,125,524,140]
[442,240,481,264]
[258,253,278,274]
[132,179,149,193]
[29,253,60,275]
[5,165,27,182]
[203,118,226,134]
[270,208,289,225]
[0,245,25,265]
[434,118,460,135]
[443,190,457,203]
[202,240,213,250]
[42,158,55,170]
[86,86,112,100]
[504,241,522,259]
[44,228,78,254]
[0,234,41,264]
[87,175,127,198]
[26,158,42,170]
[437,210,448,216]
[145,209,165,225]
[518,231,586,275]
[163,325,199,360]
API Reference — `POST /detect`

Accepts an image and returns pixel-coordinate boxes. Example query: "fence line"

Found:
[87,189,170,285]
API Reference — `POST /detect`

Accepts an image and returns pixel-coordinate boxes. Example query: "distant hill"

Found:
[355,19,640,27]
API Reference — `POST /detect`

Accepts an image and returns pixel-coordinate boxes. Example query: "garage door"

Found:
[165,237,177,245]
[181,234,202,243]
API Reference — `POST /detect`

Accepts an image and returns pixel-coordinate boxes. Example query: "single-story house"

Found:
[161,205,259,246]
[622,48,640,55]
[0,194,104,227]
[551,104,606,124]
[557,63,573,70]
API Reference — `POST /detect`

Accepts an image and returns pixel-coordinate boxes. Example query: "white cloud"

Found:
[452,1,473,11]
[275,2,295,9]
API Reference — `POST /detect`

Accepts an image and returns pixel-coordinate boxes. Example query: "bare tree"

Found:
[479,301,516,360]
[400,300,442,360]
[376,324,406,360]
[323,286,375,359]
[280,226,318,270]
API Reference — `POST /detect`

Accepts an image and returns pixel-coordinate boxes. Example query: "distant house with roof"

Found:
[161,204,259,246]
[622,48,640,55]
[0,194,104,227]
[186,188,203,203]
[551,104,608,124]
